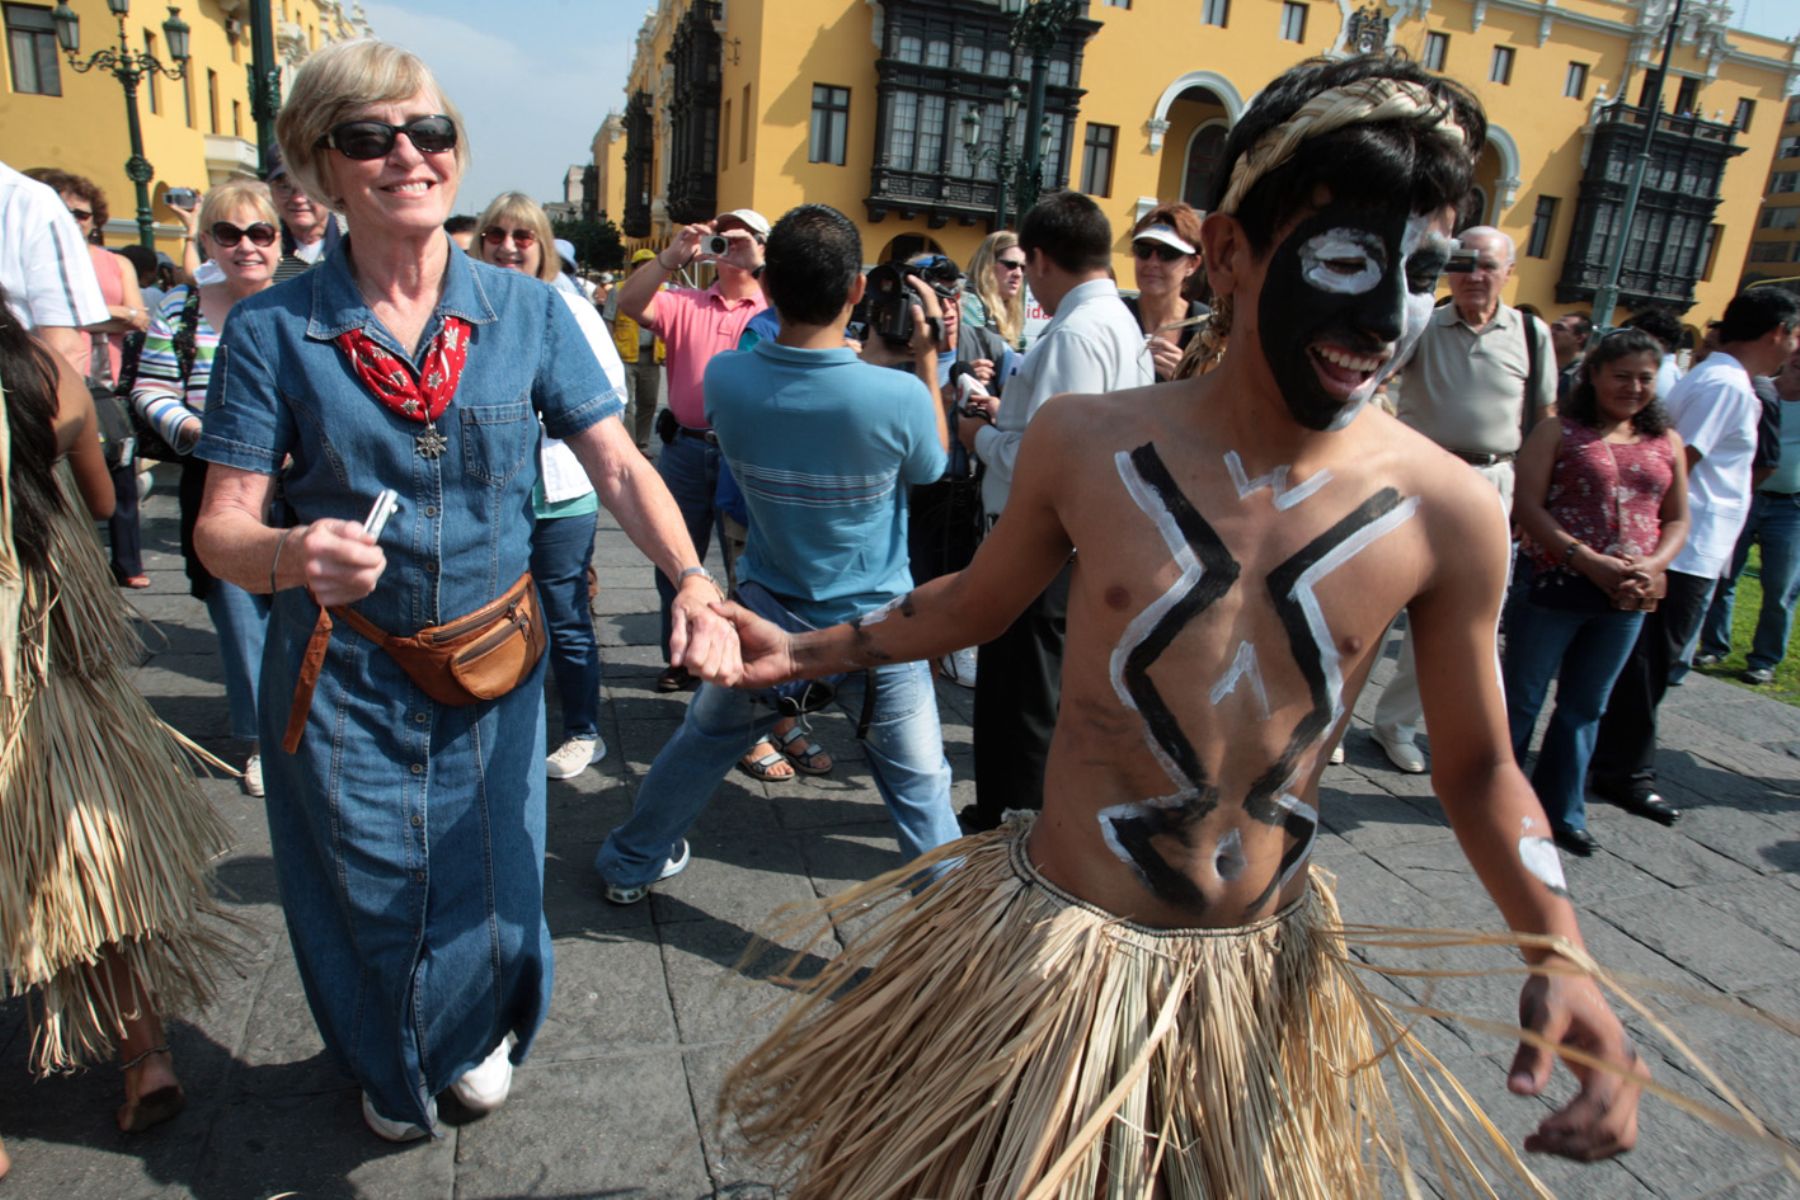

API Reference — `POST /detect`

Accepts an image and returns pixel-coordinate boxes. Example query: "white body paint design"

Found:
[1298,227,1387,295]
[1271,793,1319,892]
[1518,836,1570,896]
[857,594,905,626]
[1224,450,1333,512]
[1210,640,1272,719]
[1321,215,1443,433]
[1214,828,1246,882]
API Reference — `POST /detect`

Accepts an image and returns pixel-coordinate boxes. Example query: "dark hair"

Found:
[763,204,863,327]
[1562,328,1669,436]
[1555,311,1593,342]
[24,167,110,244]
[444,214,478,235]
[1018,190,1112,274]
[1210,55,1486,254]
[1621,307,1682,353]
[1717,286,1800,345]
[0,283,67,574]
[115,243,158,287]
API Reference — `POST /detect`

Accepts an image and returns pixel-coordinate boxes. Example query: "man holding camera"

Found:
[593,204,961,905]
[614,208,771,694]
[955,191,1153,832]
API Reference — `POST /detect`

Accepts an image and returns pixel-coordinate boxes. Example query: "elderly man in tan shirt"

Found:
[1370,225,1555,772]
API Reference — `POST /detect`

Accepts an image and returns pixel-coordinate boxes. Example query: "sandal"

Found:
[118,574,151,589]
[775,725,833,776]
[738,740,795,782]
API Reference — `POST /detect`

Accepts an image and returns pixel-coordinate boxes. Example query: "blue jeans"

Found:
[653,432,723,662]
[530,510,601,740]
[594,660,961,889]
[206,580,270,743]
[1502,594,1644,833]
[1700,491,1800,673]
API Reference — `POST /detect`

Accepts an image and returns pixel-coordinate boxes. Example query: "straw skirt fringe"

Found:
[721,819,1562,1200]
[0,475,236,1074]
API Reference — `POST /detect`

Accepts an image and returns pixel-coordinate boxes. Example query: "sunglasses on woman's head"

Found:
[996,257,1026,272]
[481,227,536,248]
[1133,242,1188,263]
[210,221,279,248]
[319,114,458,161]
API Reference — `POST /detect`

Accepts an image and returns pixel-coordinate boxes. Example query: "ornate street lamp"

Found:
[53,1,193,249]
[1001,0,1082,220]
[961,82,1023,228]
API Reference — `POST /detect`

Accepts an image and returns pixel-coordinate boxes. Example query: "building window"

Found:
[1104,0,1130,7]
[1279,2,1306,42]
[1760,206,1800,231]
[231,98,241,137]
[1202,0,1228,26]
[1182,123,1228,208]
[1751,241,1790,263]
[1422,31,1447,72]
[1782,137,1800,160]
[810,84,850,165]
[1773,171,1799,194]
[207,69,220,134]
[1563,62,1588,100]
[666,1,724,224]
[1788,96,1800,124]
[1489,46,1514,85]
[1526,195,1558,258]
[1081,123,1116,197]
[144,32,161,114]
[1673,75,1700,116]
[740,84,751,164]
[1734,99,1755,133]
[5,3,61,96]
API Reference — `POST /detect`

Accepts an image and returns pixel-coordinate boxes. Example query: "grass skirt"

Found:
[721,819,1797,1199]
[0,472,237,1074]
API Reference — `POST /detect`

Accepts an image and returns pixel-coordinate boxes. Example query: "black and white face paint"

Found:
[1257,206,1452,432]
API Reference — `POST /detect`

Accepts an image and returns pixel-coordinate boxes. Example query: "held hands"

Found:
[1572,546,1647,597]
[297,519,386,606]
[1508,968,1646,1161]
[669,574,745,686]
[694,600,799,690]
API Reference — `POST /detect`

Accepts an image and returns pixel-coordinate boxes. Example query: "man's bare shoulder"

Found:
[1027,377,1199,450]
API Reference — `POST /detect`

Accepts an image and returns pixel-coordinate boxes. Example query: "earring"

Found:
[1177,295,1232,379]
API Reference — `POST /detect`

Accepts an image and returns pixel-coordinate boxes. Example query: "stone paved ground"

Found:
[3,468,1798,1199]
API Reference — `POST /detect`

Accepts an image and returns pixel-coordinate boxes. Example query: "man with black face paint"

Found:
[1372,225,1554,774]
[697,58,1651,1197]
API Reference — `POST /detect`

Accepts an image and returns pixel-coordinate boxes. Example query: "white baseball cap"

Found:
[715,208,771,238]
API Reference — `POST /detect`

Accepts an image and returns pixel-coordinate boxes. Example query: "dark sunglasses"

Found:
[210,221,279,248]
[480,226,536,248]
[995,257,1026,272]
[319,114,458,161]
[1133,242,1190,263]
[66,206,94,222]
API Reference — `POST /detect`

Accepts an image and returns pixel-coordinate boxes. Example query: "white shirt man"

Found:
[0,160,107,367]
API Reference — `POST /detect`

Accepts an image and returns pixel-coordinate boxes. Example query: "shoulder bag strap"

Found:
[174,287,203,388]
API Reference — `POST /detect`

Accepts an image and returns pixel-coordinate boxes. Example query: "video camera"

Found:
[858,255,963,347]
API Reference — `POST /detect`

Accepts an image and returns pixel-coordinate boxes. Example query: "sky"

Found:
[364,0,1799,219]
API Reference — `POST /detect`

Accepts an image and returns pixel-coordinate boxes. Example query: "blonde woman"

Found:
[962,229,1026,350]
[475,190,625,779]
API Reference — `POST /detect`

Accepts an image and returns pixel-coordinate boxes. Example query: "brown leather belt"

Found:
[1453,450,1516,467]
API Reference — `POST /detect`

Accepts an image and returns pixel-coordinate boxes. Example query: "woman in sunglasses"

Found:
[131,179,281,802]
[963,230,1026,351]
[1123,202,1208,381]
[189,39,732,1143]
[475,190,627,783]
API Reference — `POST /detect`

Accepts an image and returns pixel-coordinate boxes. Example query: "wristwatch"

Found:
[678,565,719,589]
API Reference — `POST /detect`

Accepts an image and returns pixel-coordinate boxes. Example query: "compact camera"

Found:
[1443,240,1480,273]
[165,187,199,211]
[703,234,732,257]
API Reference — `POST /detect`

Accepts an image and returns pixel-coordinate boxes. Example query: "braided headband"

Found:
[1217,78,1469,216]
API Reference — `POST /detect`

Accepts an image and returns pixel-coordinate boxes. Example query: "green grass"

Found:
[1692,546,1800,707]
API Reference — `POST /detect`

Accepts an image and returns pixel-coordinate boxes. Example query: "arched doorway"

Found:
[877,232,945,265]
[1181,122,1229,210]
[1148,71,1244,215]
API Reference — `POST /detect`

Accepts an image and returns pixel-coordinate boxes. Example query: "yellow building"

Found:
[1740,94,1800,287]
[603,0,1796,327]
[0,0,368,254]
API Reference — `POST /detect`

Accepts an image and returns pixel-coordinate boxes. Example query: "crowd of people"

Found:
[4,32,1799,1194]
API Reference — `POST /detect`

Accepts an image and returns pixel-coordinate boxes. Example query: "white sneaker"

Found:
[1328,741,1345,765]
[546,735,605,780]
[362,1092,440,1142]
[1372,726,1427,774]
[938,647,978,689]
[241,753,264,798]
[449,1035,515,1115]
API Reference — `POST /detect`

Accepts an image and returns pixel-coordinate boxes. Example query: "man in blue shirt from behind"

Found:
[594,204,962,904]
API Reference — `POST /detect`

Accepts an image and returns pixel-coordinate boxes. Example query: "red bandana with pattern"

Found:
[334,316,472,424]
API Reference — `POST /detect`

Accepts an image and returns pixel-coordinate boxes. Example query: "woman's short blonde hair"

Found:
[274,38,469,213]
[474,192,559,284]
[198,179,278,236]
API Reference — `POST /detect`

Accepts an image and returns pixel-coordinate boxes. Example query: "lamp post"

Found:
[52,0,192,250]
[960,83,1022,228]
[1001,0,1081,220]
[246,0,281,176]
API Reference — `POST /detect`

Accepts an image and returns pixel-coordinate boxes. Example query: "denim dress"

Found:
[195,242,622,1126]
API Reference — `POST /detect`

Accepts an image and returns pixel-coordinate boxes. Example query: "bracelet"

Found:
[270,526,298,594]
[656,251,679,271]
[1561,539,1582,564]
[678,564,722,595]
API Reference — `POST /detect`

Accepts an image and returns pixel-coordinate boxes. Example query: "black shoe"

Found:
[655,665,697,693]
[1619,791,1681,825]
[1553,826,1599,856]
[957,803,1000,836]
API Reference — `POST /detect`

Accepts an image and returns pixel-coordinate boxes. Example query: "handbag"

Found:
[86,337,136,469]
[126,288,200,462]
[282,571,547,752]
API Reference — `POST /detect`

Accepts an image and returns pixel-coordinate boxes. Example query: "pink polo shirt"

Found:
[642,282,767,429]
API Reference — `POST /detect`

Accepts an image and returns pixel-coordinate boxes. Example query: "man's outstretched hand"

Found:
[1508,969,1646,1161]
[692,600,800,689]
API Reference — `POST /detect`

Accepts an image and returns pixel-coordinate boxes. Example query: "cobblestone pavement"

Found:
[2,470,1797,1199]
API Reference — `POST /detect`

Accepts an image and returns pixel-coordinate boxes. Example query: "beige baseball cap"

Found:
[715,208,771,238]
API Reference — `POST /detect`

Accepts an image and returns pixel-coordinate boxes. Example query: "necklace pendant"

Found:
[416,425,449,458]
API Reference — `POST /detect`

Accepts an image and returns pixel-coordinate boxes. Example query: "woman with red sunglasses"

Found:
[130,178,281,807]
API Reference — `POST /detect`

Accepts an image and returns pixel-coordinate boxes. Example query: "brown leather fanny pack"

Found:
[282,572,546,753]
